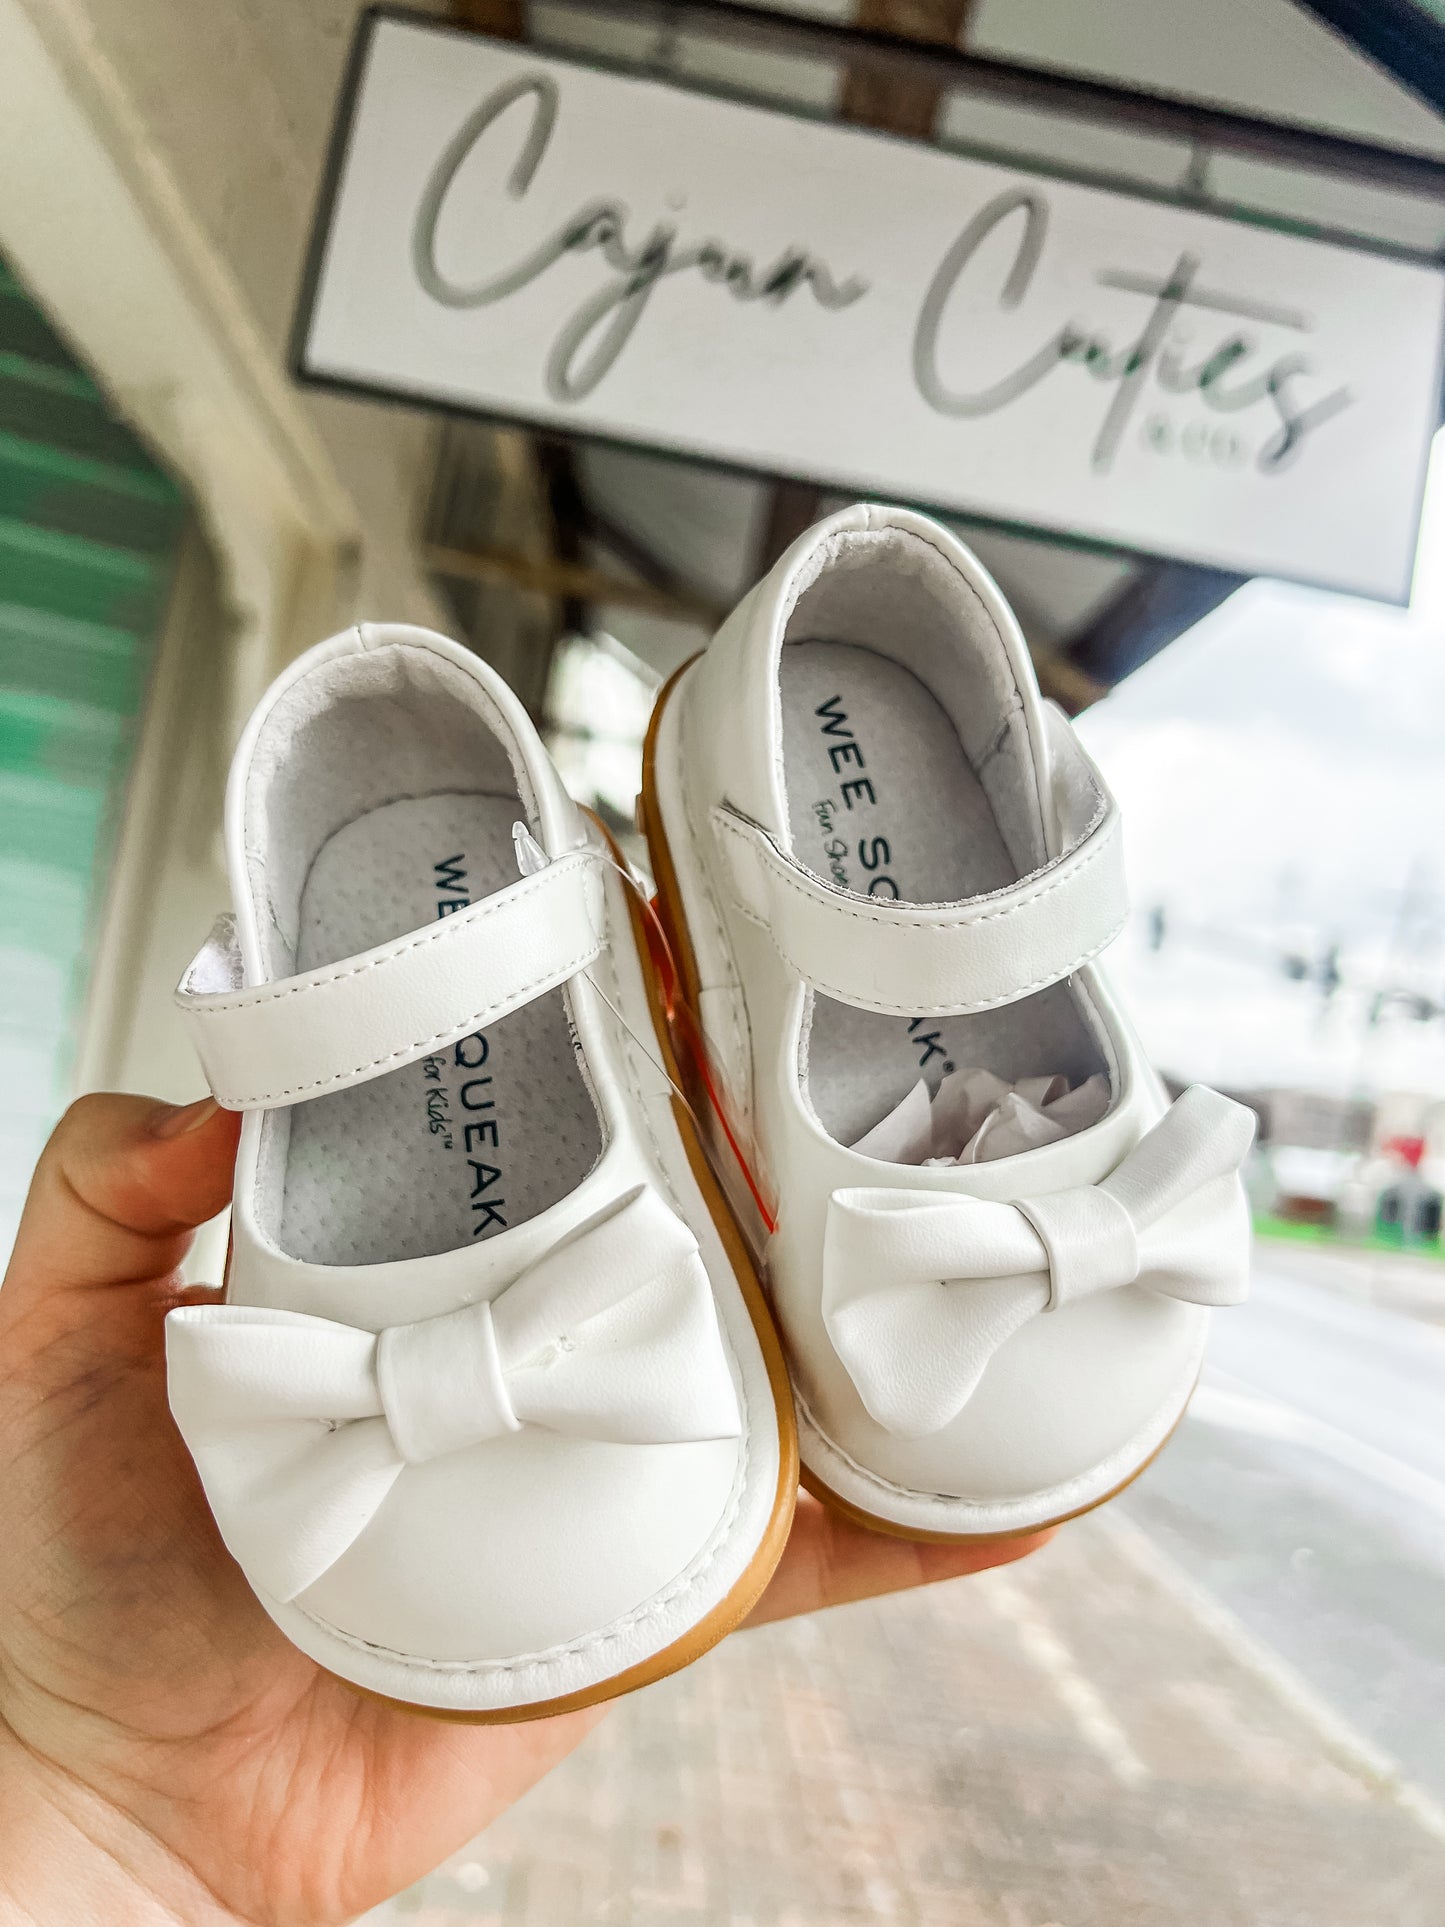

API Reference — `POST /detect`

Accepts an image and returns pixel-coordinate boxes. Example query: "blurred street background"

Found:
[365,1237,1445,1927]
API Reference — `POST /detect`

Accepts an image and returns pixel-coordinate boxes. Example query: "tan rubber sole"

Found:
[638,658,1190,1548]
[796,1410,1187,1546]
[325,812,798,1725]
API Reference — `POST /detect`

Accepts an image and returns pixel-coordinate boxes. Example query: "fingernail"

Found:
[152,1097,219,1139]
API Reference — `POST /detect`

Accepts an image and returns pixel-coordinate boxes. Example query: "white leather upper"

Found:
[168,1184,740,1603]
[652,504,1254,1532]
[167,622,783,1713]
[823,1084,1253,1439]
[710,704,1125,1017]
[175,850,604,1110]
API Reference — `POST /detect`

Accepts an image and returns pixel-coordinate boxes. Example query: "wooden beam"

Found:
[534,433,590,634]
[426,542,724,624]
[448,0,526,38]
[1031,649,1108,718]
[755,478,827,575]
[841,0,974,135]
[585,501,730,613]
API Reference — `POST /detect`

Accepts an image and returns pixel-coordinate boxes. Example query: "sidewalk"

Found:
[1255,1235,1445,1326]
[365,1512,1443,1926]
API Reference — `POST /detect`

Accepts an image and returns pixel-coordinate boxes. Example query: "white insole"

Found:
[780,641,1106,1148]
[278,793,602,1267]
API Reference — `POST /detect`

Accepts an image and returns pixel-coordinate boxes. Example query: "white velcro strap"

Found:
[175,847,604,1110]
[712,715,1126,1017]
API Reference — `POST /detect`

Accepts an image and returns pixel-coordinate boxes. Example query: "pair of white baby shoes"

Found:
[168,504,1254,1720]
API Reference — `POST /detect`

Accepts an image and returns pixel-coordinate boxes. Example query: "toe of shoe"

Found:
[288,1430,745,1682]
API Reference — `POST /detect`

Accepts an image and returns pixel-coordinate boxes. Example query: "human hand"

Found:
[0,1095,1049,1926]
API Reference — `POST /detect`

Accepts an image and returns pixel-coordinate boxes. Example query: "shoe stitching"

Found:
[970,702,1018,776]
[794,1371,1196,1518]
[289,1482,747,1677]
[929,543,1050,861]
[675,685,753,1099]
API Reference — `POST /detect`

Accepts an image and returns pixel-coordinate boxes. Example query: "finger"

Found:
[745,1493,1055,1627]
[3,1093,240,1306]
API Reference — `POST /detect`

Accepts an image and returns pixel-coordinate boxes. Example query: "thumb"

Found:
[3,1094,241,1308]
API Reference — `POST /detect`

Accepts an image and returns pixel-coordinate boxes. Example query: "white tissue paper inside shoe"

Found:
[850,1067,1110,1166]
[849,1077,934,1162]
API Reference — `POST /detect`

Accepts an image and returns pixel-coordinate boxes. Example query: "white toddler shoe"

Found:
[169,623,795,1716]
[641,504,1254,1541]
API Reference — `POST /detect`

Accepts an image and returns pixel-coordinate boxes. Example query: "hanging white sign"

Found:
[296,10,1445,601]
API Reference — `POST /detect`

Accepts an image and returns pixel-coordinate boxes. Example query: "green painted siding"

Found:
[0,259,186,1260]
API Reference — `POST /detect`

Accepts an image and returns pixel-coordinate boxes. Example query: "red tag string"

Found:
[587,829,779,1242]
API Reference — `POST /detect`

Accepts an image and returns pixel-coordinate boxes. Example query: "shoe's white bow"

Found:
[824,1085,1255,1438]
[167,1186,740,1601]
